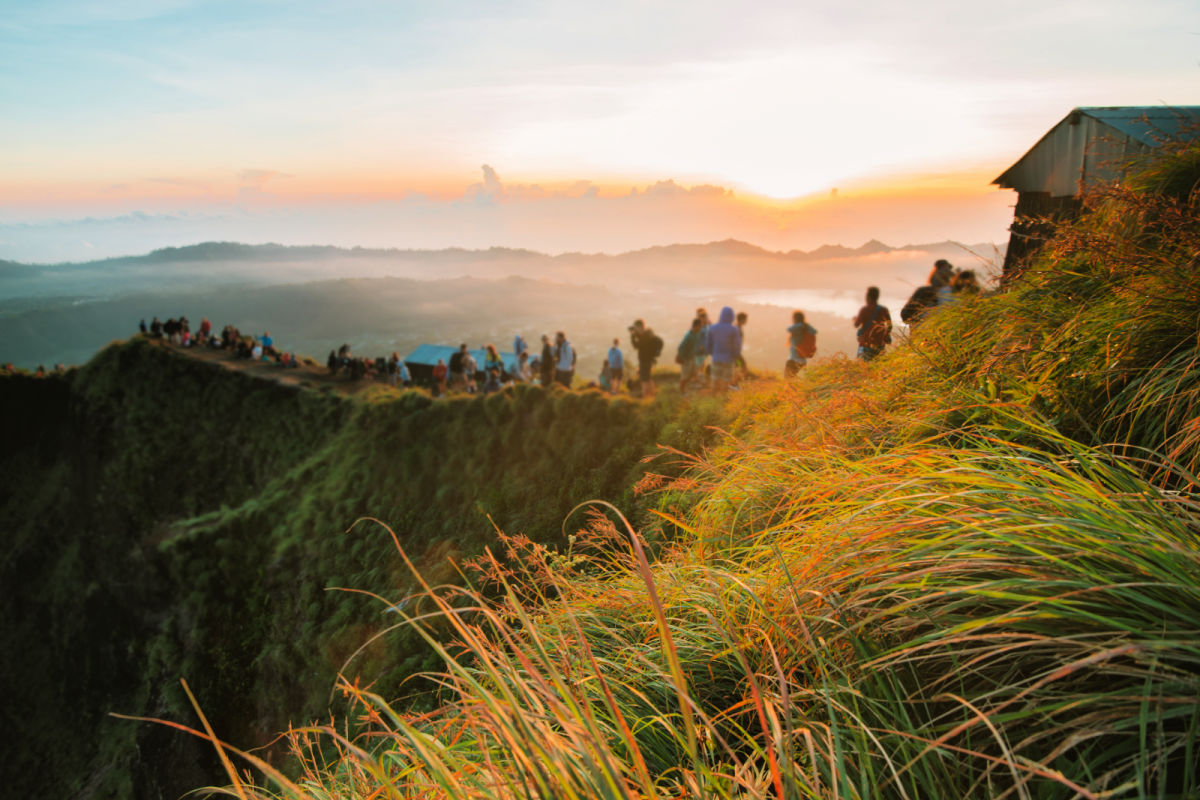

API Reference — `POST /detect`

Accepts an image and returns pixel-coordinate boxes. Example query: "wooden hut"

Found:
[993,105,1200,281]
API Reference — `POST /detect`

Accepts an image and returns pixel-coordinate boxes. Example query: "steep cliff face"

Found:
[0,339,723,798]
[1,341,349,798]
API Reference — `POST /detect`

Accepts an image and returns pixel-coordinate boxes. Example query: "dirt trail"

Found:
[157,339,395,397]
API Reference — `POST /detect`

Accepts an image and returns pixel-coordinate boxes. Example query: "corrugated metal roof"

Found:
[993,106,1200,196]
[403,343,520,371]
[1078,106,1200,147]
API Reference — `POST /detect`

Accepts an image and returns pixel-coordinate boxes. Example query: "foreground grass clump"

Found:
[174,143,1200,798]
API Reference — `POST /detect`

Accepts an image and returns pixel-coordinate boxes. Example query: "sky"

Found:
[1,0,1198,263]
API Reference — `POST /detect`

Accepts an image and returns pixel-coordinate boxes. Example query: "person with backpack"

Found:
[854,286,893,361]
[448,344,468,391]
[553,331,576,387]
[706,306,743,392]
[676,317,704,391]
[786,310,818,375]
[630,318,662,398]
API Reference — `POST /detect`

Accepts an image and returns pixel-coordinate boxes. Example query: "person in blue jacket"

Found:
[705,306,743,392]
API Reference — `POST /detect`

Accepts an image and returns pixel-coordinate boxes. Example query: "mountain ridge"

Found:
[1,237,998,269]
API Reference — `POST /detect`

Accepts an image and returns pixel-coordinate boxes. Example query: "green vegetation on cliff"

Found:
[0,343,725,798]
[165,142,1200,797]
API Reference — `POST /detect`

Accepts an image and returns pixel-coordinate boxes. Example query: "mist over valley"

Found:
[1,238,999,371]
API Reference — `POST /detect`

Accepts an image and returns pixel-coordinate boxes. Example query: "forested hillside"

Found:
[0,341,726,798]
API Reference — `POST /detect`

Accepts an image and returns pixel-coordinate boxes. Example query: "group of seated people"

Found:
[2,362,65,377]
[327,345,412,387]
[139,316,302,368]
[900,260,982,325]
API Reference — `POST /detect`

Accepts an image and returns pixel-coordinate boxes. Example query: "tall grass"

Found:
[155,142,1200,798]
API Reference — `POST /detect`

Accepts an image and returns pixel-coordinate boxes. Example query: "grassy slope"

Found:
[225,143,1200,798]
[0,339,725,799]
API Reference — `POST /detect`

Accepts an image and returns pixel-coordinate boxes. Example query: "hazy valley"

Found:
[1,238,999,371]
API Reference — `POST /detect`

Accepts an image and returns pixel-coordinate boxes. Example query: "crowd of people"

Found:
[117,260,977,395]
[899,260,981,326]
[139,315,306,368]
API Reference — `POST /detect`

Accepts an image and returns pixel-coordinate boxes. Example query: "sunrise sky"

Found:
[2,0,1198,262]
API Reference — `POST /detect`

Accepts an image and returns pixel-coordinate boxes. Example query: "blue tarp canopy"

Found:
[403,344,521,377]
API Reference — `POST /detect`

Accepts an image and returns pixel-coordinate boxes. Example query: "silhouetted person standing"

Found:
[854,286,892,361]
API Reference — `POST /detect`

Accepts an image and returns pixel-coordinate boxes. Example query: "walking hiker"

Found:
[854,286,893,361]
[630,318,663,398]
[786,311,818,375]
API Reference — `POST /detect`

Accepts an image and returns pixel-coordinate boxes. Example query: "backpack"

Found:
[797,327,817,359]
[651,334,664,358]
[449,351,464,372]
[858,306,891,348]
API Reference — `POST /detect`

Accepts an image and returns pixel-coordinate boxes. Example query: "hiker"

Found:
[448,344,468,391]
[432,358,448,396]
[513,333,528,360]
[139,318,147,335]
[554,331,576,387]
[694,307,711,385]
[484,343,505,379]
[598,359,612,393]
[605,338,624,395]
[933,259,955,305]
[901,275,941,326]
[734,311,749,385]
[260,331,276,358]
[388,352,410,387]
[516,350,532,382]
[482,368,503,394]
[952,269,981,296]
[150,316,163,337]
[676,317,704,391]
[540,334,555,387]
[630,318,663,398]
[706,307,743,392]
[854,286,893,361]
[463,348,479,393]
[786,311,818,375]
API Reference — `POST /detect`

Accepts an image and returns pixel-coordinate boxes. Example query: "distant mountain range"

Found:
[1,237,998,270]
[1,237,1003,369]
